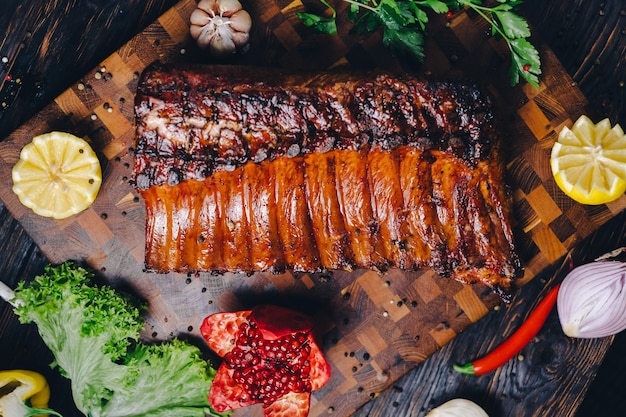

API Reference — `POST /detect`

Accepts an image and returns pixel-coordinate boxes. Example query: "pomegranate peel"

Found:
[252,305,315,340]
[210,365,258,410]
[263,391,311,417]
[201,309,251,357]
[308,341,331,390]
[201,305,331,416]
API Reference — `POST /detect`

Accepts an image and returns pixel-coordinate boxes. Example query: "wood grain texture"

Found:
[0,0,179,139]
[524,0,625,126]
[0,0,626,416]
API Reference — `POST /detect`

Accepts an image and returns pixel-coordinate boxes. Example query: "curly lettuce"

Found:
[13,262,228,417]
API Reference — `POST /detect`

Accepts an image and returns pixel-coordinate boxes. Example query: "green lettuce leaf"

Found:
[14,262,228,417]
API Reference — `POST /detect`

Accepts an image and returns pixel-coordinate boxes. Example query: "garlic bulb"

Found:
[425,398,489,417]
[190,0,252,56]
[557,260,626,338]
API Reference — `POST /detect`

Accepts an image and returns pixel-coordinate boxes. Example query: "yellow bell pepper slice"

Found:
[0,370,53,417]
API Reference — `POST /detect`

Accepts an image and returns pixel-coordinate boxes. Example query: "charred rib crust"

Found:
[133,62,494,190]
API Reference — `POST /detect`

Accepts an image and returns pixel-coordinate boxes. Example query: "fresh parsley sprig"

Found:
[296,0,541,88]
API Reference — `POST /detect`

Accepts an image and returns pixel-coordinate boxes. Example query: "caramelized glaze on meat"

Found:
[133,62,523,299]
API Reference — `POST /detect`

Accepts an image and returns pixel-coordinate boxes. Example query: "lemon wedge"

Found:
[550,115,626,205]
[12,131,102,219]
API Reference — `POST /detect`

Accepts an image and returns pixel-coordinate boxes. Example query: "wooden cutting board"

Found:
[0,1,624,416]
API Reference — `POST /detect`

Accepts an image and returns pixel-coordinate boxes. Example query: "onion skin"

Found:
[425,398,489,417]
[557,260,626,338]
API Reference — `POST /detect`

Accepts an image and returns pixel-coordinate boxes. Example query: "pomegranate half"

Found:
[201,305,331,417]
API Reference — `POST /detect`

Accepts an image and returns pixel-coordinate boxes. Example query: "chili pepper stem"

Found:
[452,362,475,375]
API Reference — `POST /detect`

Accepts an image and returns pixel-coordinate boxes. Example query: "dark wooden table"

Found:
[1,1,624,416]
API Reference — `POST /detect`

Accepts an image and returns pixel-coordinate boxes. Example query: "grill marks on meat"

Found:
[335,150,382,268]
[273,157,320,271]
[133,63,522,299]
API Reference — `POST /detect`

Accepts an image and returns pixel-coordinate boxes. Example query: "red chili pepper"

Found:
[453,283,560,376]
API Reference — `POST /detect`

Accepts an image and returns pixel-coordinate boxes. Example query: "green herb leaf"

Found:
[377,3,407,31]
[413,7,430,30]
[383,26,425,62]
[496,11,531,39]
[459,0,483,6]
[397,1,419,26]
[498,0,525,6]
[298,0,542,88]
[418,0,450,15]
[509,37,541,87]
[348,3,361,21]
[350,11,381,34]
[297,12,339,35]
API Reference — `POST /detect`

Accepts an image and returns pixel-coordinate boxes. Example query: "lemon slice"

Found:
[12,131,102,219]
[550,115,626,205]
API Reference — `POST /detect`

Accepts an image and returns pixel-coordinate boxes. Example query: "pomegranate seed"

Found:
[223,318,318,404]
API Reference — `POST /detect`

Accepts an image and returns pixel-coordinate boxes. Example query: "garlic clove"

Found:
[189,24,205,42]
[197,0,220,14]
[425,398,489,417]
[210,32,237,56]
[218,0,244,17]
[557,261,626,338]
[230,31,250,48]
[229,10,252,32]
[190,8,214,26]
[193,25,217,49]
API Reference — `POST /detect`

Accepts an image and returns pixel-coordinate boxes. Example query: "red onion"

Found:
[557,260,626,338]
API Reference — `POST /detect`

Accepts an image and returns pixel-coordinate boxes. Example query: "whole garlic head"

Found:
[426,398,489,417]
[190,0,252,56]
